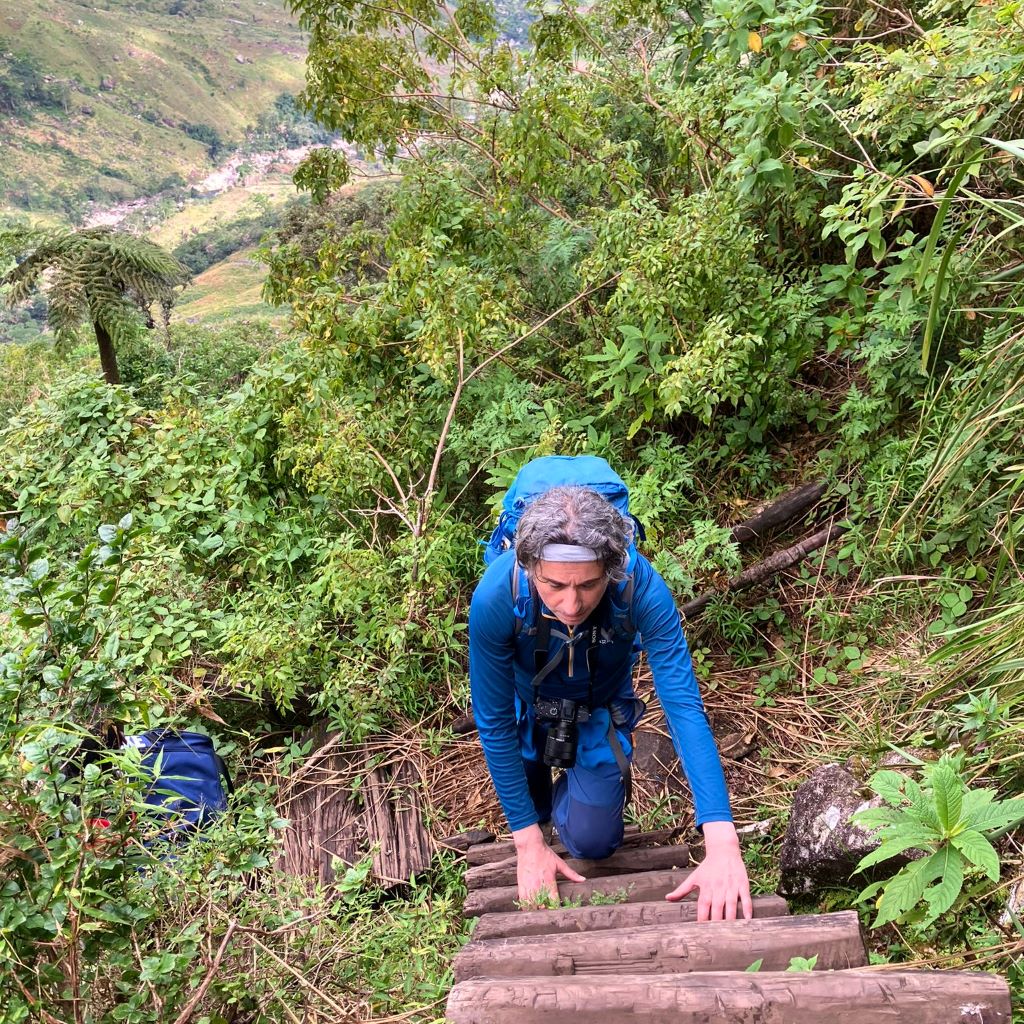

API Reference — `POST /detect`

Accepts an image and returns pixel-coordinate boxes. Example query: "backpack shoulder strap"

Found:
[608,546,640,637]
[510,560,538,638]
[616,572,636,636]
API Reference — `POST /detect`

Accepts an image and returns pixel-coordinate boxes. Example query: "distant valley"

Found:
[0,0,314,221]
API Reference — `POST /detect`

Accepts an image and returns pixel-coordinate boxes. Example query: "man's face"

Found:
[532,560,609,628]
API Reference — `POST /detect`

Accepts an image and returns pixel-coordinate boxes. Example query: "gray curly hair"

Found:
[515,486,634,583]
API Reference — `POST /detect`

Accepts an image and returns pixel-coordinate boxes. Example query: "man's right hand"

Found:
[512,823,586,907]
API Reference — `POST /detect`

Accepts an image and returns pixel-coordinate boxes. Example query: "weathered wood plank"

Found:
[471,894,790,940]
[465,827,683,866]
[463,868,693,917]
[446,970,1013,1023]
[730,480,828,544]
[276,731,430,886]
[439,829,496,853]
[465,844,690,890]
[361,756,432,885]
[454,911,865,982]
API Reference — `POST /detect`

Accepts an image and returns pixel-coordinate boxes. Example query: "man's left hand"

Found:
[664,820,752,921]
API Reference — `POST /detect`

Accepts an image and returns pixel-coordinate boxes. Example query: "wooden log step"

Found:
[439,829,496,852]
[471,894,790,940]
[465,843,691,890]
[454,910,866,982]
[464,868,693,917]
[465,827,682,866]
[446,969,1013,1023]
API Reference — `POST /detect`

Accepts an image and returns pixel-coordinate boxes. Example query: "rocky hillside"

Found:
[0,0,309,219]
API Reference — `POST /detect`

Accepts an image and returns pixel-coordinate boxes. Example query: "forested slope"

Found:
[1,0,1023,1020]
[0,0,307,217]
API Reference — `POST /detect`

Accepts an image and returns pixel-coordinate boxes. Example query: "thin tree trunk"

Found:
[94,320,120,385]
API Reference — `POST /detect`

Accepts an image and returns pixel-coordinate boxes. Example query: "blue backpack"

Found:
[482,455,644,638]
[126,730,232,837]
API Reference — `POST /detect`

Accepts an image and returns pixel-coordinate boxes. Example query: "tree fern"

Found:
[0,227,189,384]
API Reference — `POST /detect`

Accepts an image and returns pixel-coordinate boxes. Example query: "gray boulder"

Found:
[778,763,887,896]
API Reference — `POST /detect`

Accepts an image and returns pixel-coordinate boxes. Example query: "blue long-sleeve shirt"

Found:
[468,548,733,832]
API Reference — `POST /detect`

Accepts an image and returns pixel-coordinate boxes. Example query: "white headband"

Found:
[540,544,600,562]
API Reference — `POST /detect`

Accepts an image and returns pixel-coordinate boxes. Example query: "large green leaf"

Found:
[868,769,911,806]
[965,796,1024,834]
[854,828,938,872]
[951,829,1001,881]
[857,878,887,904]
[874,852,946,927]
[908,787,942,831]
[930,759,965,833]
[852,805,912,829]
[921,847,965,926]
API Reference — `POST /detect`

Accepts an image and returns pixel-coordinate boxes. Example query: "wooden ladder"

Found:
[445,830,1012,1023]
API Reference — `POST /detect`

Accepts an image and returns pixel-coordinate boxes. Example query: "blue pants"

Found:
[523,756,626,860]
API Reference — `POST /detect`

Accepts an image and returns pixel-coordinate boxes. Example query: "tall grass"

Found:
[892,142,1024,704]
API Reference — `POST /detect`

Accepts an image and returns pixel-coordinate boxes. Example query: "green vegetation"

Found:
[854,756,1024,930]
[171,247,283,322]
[2,0,1024,1019]
[172,205,280,276]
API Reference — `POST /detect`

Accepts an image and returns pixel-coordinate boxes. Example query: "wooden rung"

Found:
[465,827,682,866]
[439,829,496,853]
[453,910,866,982]
[465,843,691,890]
[445,969,1012,1023]
[464,868,693,917]
[471,894,790,940]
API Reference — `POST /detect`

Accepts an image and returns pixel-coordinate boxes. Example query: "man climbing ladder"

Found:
[469,456,751,919]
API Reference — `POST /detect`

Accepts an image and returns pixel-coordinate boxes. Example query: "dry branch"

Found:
[679,521,845,620]
[730,480,827,544]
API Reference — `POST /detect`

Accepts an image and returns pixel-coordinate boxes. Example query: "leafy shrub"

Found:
[245,92,335,151]
[260,179,399,306]
[114,328,175,403]
[0,53,63,116]
[0,337,94,420]
[854,755,1024,929]
[181,122,225,159]
[164,318,280,393]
